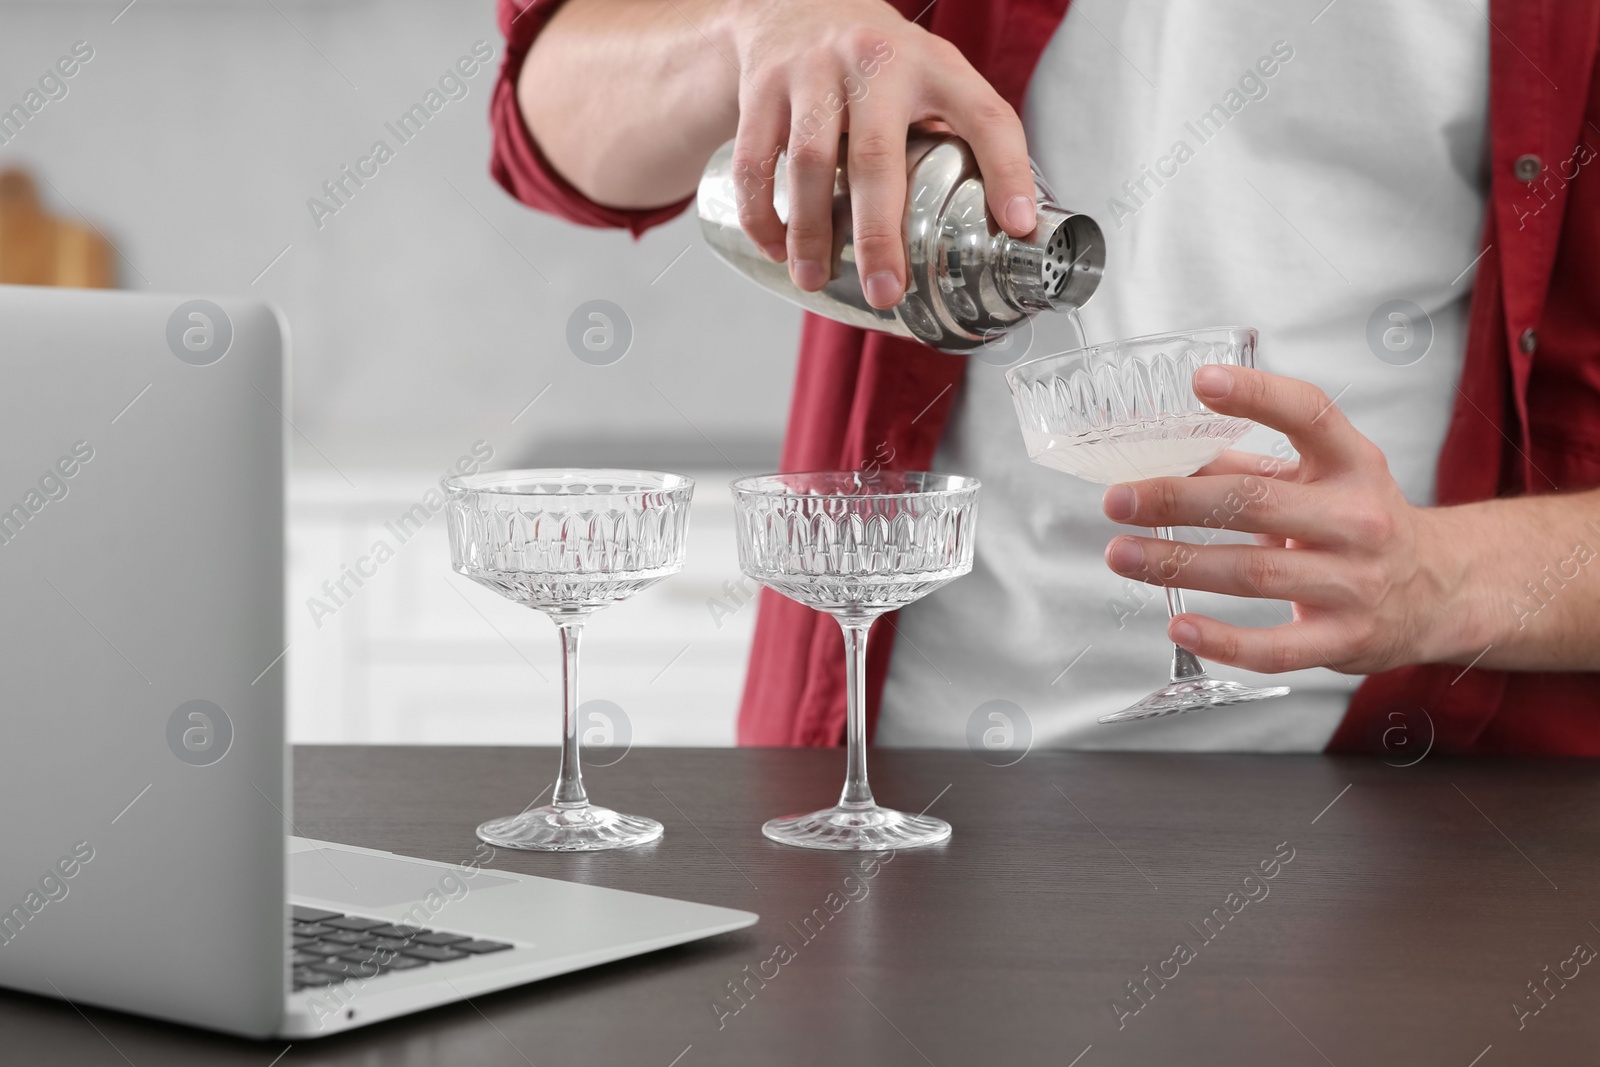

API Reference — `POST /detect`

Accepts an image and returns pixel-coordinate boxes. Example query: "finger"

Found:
[1105,536,1351,604]
[1192,448,1300,481]
[1193,365,1370,472]
[731,78,791,263]
[1100,474,1333,543]
[843,84,910,308]
[1168,614,1341,675]
[925,58,1036,236]
[783,75,846,293]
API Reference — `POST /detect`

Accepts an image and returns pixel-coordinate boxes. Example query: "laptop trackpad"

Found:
[291,848,516,908]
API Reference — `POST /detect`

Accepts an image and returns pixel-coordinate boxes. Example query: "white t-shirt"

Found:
[878,0,1489,750]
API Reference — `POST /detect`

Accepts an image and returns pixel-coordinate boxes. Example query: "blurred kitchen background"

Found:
[0,0,803,745]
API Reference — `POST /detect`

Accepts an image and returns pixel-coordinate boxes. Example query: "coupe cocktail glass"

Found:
[445,469,693,850]
[1006,327,1290,723]
[731,471,980,850]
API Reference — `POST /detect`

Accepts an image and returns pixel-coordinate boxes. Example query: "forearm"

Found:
[518,0,741,208]
[1423,488,1600,670]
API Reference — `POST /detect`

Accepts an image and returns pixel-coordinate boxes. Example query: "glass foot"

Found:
[762,804,951,851]
[1099,677,1290,724]
[477,804,663,852]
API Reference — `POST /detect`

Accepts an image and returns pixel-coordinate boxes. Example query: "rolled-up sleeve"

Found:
[491,0,694,236]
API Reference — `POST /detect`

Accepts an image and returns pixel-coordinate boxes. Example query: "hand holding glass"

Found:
[1007,327,1289,723]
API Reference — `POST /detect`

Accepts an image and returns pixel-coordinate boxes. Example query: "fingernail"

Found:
[761,242,788,263]
[1195,365,1233,399]
[864,271,903,308]
[1170,619,1201,649]
[1005,195,1036,234]
[1107,537,1143,572]
[1102,484,1137,522]
[792,259,826,291]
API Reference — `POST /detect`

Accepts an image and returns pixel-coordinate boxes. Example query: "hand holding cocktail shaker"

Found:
[697,132,1104,354]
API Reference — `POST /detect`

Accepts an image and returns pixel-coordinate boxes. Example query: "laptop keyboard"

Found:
[290,905,513,991]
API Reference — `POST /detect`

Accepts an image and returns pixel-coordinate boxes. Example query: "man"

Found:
[490,0,1600,753]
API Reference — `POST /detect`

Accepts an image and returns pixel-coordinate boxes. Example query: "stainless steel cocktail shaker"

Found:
[697,133,1104,354]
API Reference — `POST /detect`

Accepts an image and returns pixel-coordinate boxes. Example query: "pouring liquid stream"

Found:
[1065,307,1090,352]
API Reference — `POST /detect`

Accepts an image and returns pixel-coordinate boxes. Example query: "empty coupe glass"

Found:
[1006,327,1290,723]
[445,469,693,850]
[731,471,980,850]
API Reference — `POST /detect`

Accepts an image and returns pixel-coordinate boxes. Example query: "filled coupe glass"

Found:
[445,469,693,850]
[1006,326,1290,723]
[731,471,980,850]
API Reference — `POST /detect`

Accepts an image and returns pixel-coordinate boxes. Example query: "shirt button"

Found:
[1514,154,1543,181]
[1519,328,1538,354]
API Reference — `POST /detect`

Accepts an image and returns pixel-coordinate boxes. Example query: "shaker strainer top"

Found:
[1044,223,1073,300]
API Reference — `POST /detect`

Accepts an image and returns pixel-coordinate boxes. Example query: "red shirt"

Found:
[492,0,1600,754]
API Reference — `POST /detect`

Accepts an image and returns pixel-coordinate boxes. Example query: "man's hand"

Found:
[727,0,1038,309]
[521,0,1033,310]
[1098,365,1469,675]
[1099,363,1600,675]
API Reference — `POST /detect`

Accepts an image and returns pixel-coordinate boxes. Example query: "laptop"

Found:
[0,284,756,1039]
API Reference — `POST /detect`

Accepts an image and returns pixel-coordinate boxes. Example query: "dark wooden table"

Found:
[3,746,1598,1064]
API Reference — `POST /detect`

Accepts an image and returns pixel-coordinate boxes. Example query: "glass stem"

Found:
[1156,526,1207,684]
[551,616,590,809]
[836,618,877,810]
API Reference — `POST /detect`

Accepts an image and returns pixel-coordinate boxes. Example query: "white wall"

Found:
[1,0,803,743]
